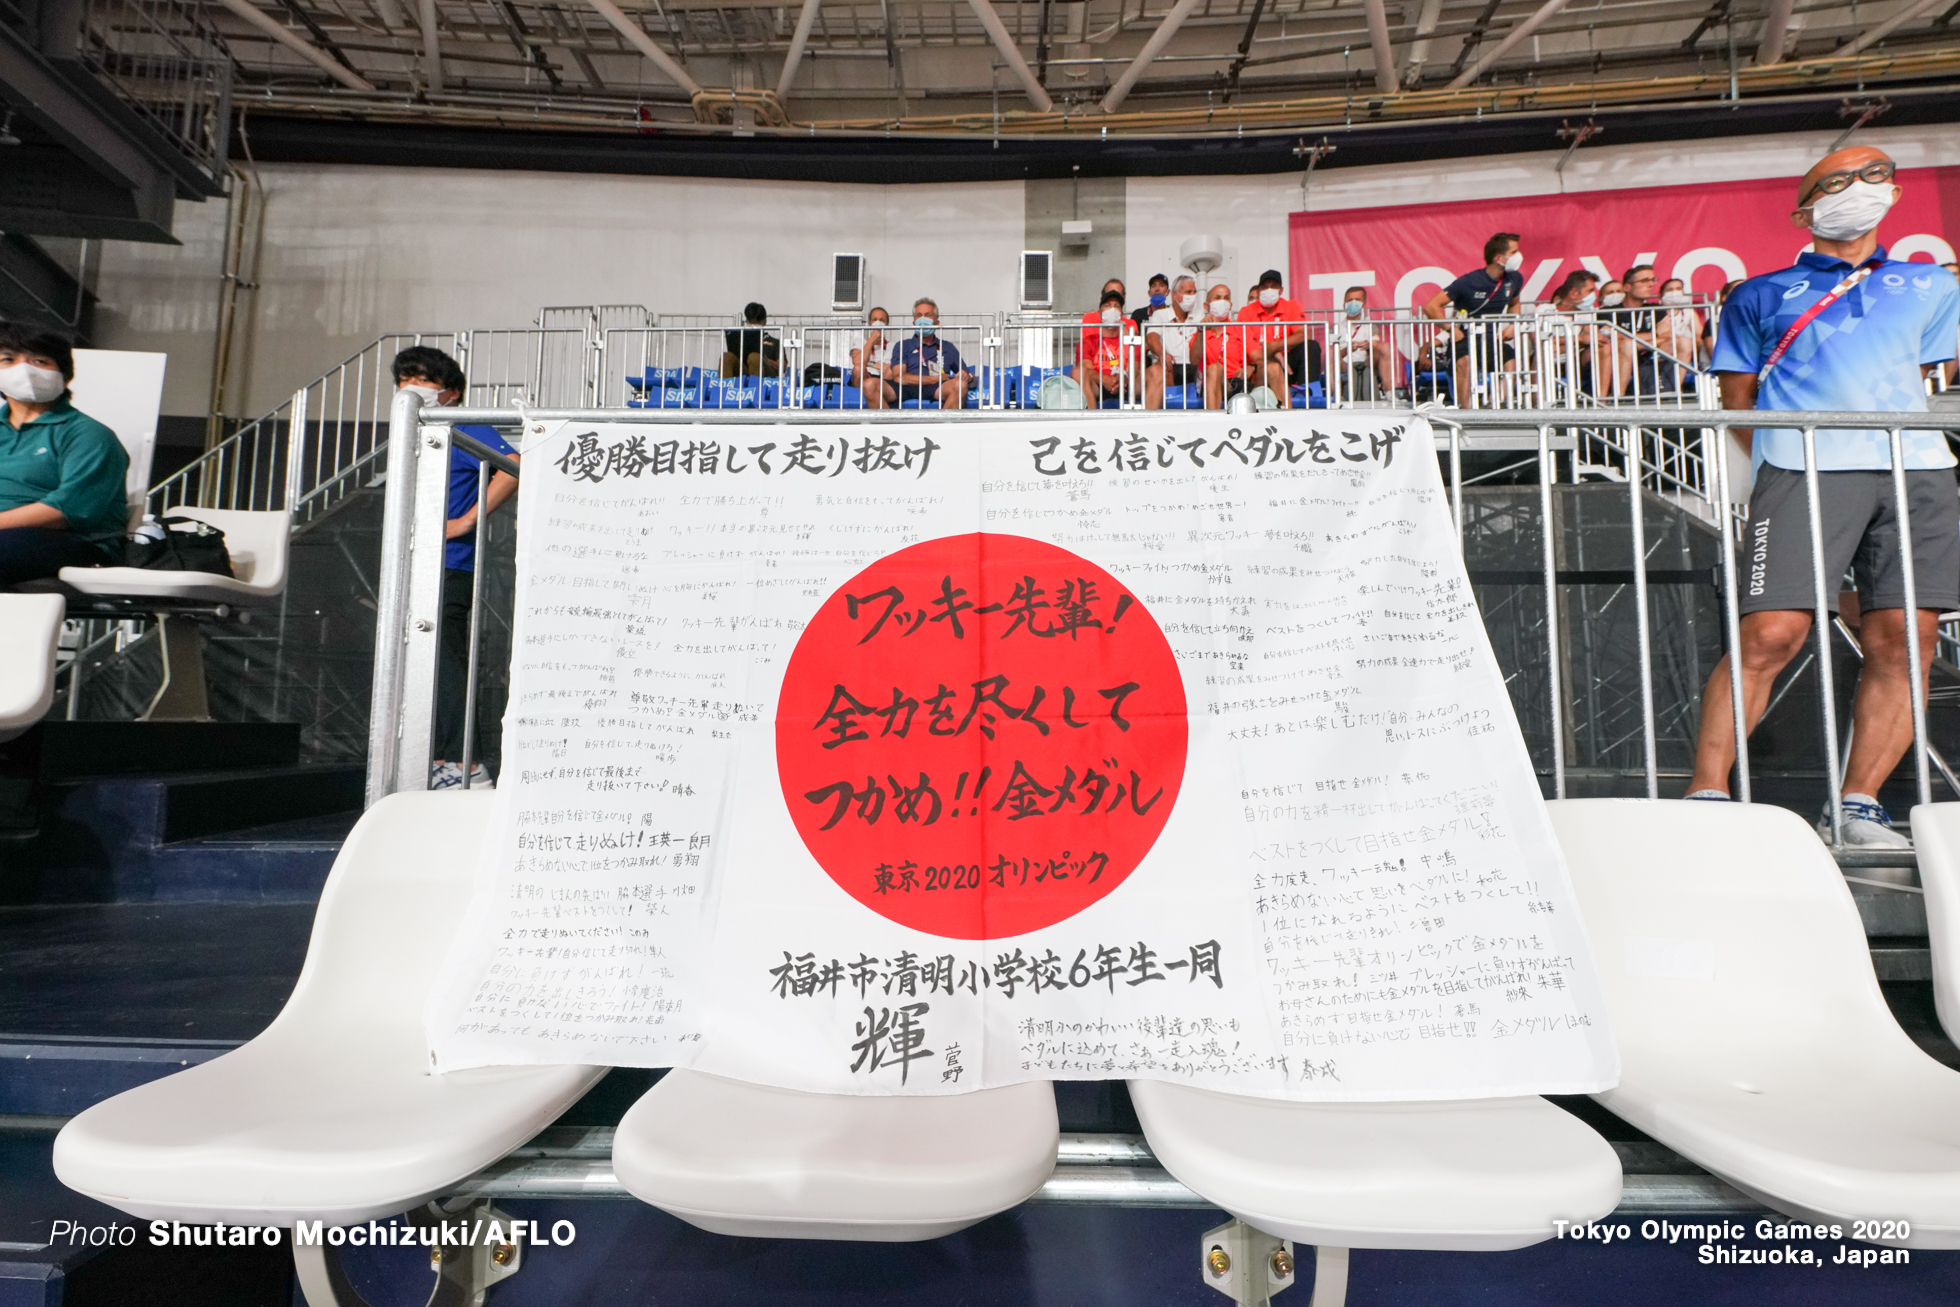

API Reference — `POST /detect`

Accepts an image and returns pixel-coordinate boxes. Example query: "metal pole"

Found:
[1887,425,1932,808]
[1626,424,1659,798]
[1710,422,1751,802]
[460,457,489,787]
[1539,423,1566,799]
[364,388,425,807]
[1801,426,1843,845]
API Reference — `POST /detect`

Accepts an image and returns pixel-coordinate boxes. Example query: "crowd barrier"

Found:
[377,394,1960,864]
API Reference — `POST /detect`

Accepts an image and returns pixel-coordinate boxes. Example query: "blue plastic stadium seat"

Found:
[1289,380,1328,409]
[628,387,697,410]
[1163,384,1205,410]
[801,385,866,410]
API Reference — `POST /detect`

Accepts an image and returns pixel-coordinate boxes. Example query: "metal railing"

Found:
[73,0,231,186]
[370,398,1960,868]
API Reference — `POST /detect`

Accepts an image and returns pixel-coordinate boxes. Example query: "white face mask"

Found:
[1343,300,1365,318]
[1806,179,1896,241]
[1100,307,1121,325]
[1578,292,1597,310]
[0,362,66,404]
[1207,298,1233,319]
[1177,293,1198,313]
[1257,287,1280,309]
[402,381,442,398]
[1502,251,1524,273]
[1600,292,1626,308]
[1660,290,1691,306]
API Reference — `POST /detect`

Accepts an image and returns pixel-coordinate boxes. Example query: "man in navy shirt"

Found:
[1423,231,1524,402]
[392,346,520,790]
[889,298,970,409]
[1685,146,1960,847]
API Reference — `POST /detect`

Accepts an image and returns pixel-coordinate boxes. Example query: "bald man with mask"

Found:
[1686,146,1960,847]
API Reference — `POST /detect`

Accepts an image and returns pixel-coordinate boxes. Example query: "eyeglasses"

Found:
[1802,160,1894,204]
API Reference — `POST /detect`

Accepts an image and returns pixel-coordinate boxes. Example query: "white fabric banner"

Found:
[426,413,1618,1100]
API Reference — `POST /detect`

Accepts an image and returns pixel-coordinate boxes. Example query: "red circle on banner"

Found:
[776,533,1187,940]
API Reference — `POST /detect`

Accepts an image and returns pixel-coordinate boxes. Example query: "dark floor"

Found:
[0,904,315,1042]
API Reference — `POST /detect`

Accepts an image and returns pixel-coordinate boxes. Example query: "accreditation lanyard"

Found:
[1756,258,1883,383]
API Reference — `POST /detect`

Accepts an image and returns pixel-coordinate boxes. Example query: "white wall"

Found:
[92,166,1027,418]
[1126,122,1960,311]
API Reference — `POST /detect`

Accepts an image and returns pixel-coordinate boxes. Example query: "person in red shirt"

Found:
[1236,269,1320,409]
[1198,284,1247,409]
[1079,286,1139,405]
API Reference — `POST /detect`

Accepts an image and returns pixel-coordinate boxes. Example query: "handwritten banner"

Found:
[425,414,1619,1100]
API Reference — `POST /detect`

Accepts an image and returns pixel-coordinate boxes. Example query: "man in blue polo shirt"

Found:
[889,298,970,409]
[1686,146,1960,847]
[392,346,519,791]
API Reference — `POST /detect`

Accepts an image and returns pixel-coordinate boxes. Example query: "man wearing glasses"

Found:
[1686,146,1960,848]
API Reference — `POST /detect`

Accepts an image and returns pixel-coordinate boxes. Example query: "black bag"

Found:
[124,515,235,576]
[803,362,844,386]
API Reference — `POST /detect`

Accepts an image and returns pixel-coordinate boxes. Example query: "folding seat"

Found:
[1904,804,1960,1068]
[0,594,64,742]
[612,1072,1059,1241]
[1552,797,1960,1246]
[54,791,605,1228]
[1128,1083,1620,1256]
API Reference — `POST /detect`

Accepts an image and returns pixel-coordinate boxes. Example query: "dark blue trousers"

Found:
[0,527,117,587]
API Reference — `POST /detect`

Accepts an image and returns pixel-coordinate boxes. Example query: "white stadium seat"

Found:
[1127,1082,1621,1250]
[58,506,292,608]
[53,791,605,1226]
[0,594,65,743]
[1550,798,1960,1248]
[1907,803,1960,1059]
[612,1071,1059,1241]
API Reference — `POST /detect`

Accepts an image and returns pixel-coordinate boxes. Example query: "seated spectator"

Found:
[0,324,129,588]
[1536,269,1601,393]
[1654,277,1703,369]
[853,307,896,409]
[1422,231,1523,402]
[1198,284,1237,408]
[1144,275,1203,408]
[889,299,969,409]
[1081,288,1139,405]
[392,345,519,789]
[1238,270,1318,409]
[1701,279,1742,361]
[1132,273,1171,330]
[1329,285,1397,401]
[1592,279,1636,393]
[722,302,781,379]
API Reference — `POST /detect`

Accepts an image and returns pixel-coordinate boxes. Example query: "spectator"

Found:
[392,345,519,790]
[722,302,781,379]
[1655,277,1703,369]
[853,307,896,409]
[1537,270,1601,394]
[1198,284,1237,409]
[1686,146,1960,846]
[1592,279,1637,393]
[1329,286,1397,400]
[889,298,970,409]
[1701,278,1742,361]
[1620,264,1683,394]
[1132,273,1171,330]
[1423,232,1523,401]
[1237,269,1317,410]
[1144,274,1203,408]
[1081,288,1139,405]
[0,324,128,587]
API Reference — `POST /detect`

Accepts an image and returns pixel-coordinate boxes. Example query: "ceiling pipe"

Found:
[1363,0,1399,93]
[211,0,376,89]
[775,0,823,99]
[1401,0,1444,86]
[416,0,443,90]
[1446,0,1574,88]
[963,0,1055,111]
[1755,0,1796,62]
[1836,0,1946,56]
[1101,0,1203,111]
[586,0,706,95]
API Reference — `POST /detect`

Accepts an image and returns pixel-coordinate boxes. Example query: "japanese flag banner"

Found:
[425,413,1619,1100]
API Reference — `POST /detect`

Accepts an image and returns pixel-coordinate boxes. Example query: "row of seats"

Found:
[54,794,1960,1265]
[622,367,1331,411]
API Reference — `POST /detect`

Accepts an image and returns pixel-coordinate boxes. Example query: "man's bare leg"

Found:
[1687,609,1815,794]
[1842,607,1941,799]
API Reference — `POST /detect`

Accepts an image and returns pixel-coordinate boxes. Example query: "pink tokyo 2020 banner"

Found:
[1288,166,1960,313]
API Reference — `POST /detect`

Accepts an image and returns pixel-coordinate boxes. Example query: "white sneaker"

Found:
[465,763,495,790]
[429,761,464,790]
[1817,794,1912,849]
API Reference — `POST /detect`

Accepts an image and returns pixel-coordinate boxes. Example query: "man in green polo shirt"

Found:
[0,324,129,586]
